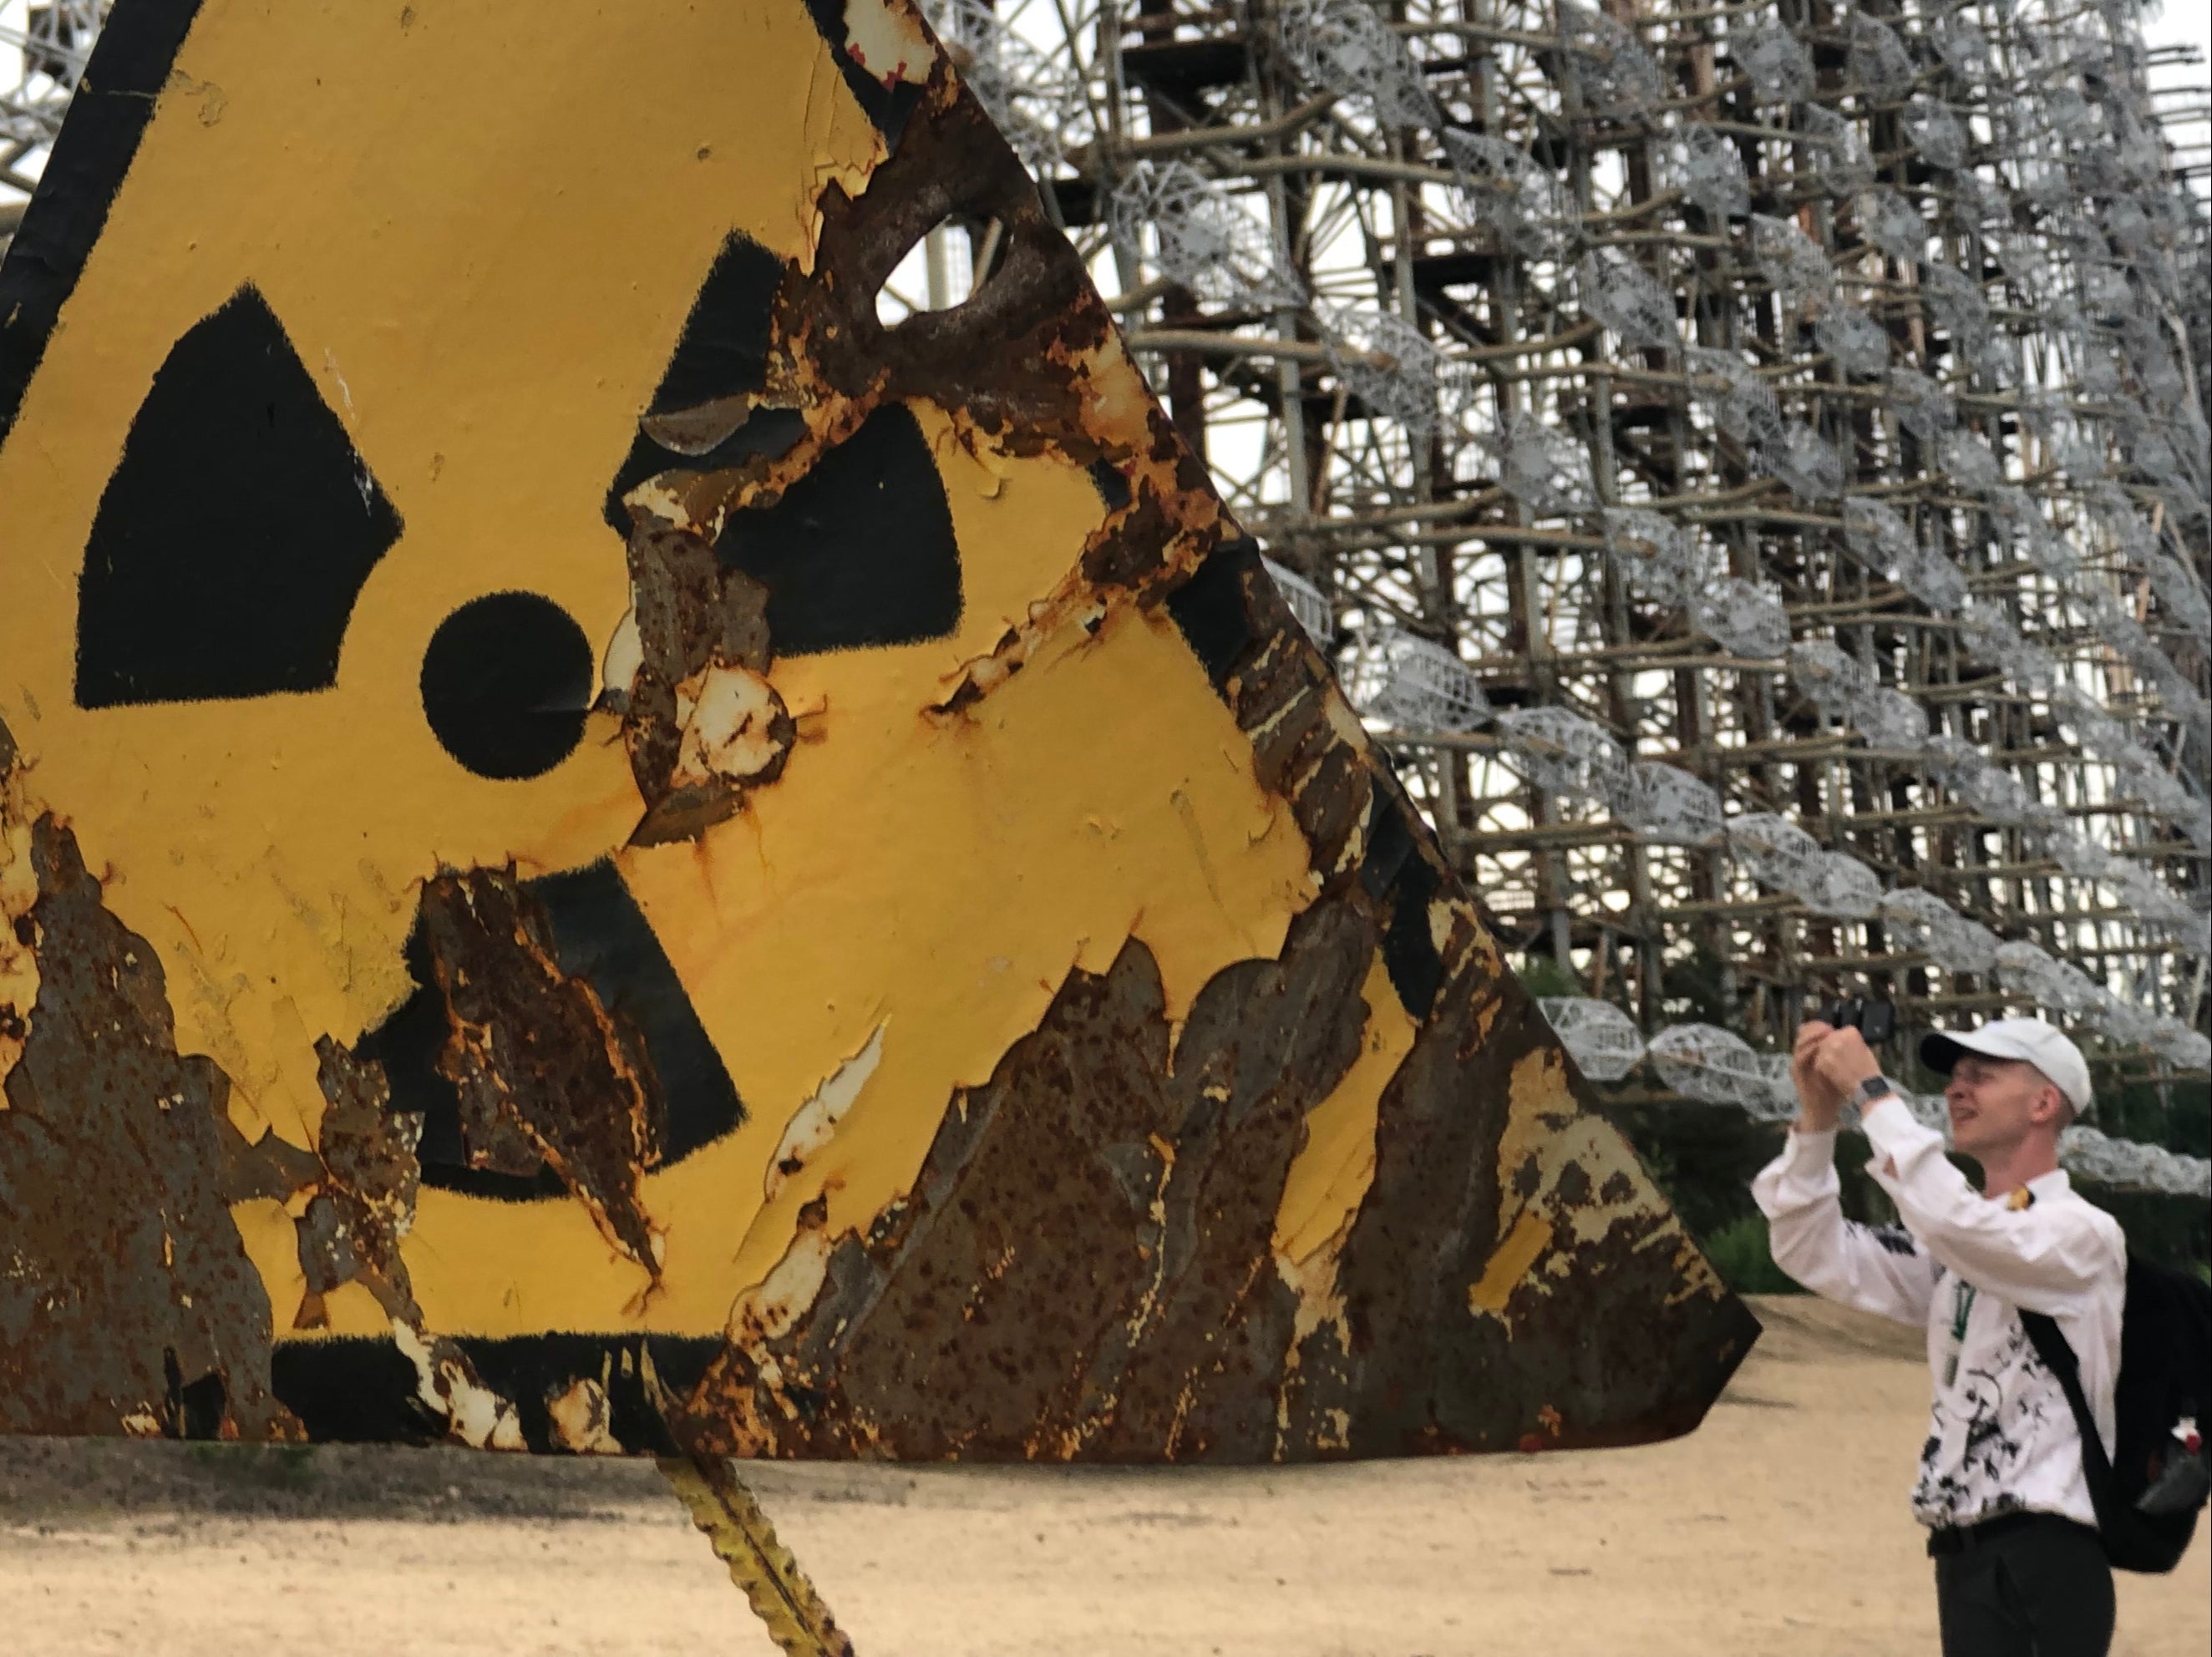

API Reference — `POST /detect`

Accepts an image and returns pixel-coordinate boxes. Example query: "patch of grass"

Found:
[1699,1213,1803,1295]
[1514,955,1580,1000]
[182,1442,322,1489]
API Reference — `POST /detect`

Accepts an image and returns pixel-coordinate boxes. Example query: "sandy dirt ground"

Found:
[2,1295,2205,1657]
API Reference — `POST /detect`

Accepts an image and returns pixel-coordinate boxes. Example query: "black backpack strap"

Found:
[2021,1309,2116,1495]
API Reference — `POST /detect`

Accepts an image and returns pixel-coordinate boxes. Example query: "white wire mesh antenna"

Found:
[1757,423,1846,504]
[1,0,97,148]
[1601,506,1707,606]
[1667,124,1750,220]
[1319,303,1441,440]
[1616,762,1725,846]
[1686,348,1783,447]
[1560,3,1662,119]
[2142,552,2211,641]
[2060,1128,2212,1200]
[1786,640,1875,722]
[936,0,1087,175]
[1849,685,1927,752]
[1841,495,1915,574]
[1797,850,1882,920]
[1875,889,1999,975]
[1535,997,1647,1082]
[1951,171,2013,234]
[1994,941,2098,1016]
[1494,412,1596,519]
[1493,707,1630,804]
[1813,302,1891,378]
[1930,13,1991,81]
[1109,165,1303,311]
[1729,20,1814,104]
[1725,812,1825,894]
[1750,214,1833,308]
[1856,186,1929,265]
[1880,367,1956,442]
[1646,1024,1773,1110]
[2146,1021,2212,1073]
[1845,12,1918,105]
[1690,577,1790,660]
[1442,129,1576,259]
[1799,105,1875,195]
[1576,248,1677,352]
[1261,557,1332,643]
[1920,263,1993,355]
[1276,0,1438,131]
[1900,95,1971,171]
[1358,626,1491,732]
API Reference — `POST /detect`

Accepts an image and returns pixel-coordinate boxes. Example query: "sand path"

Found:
[2,1296,2205,1655]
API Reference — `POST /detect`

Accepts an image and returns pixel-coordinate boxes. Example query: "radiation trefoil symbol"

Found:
[0,0,1753,1461]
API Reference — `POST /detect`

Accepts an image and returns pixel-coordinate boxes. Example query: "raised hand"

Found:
[1792,1020,1845,1131]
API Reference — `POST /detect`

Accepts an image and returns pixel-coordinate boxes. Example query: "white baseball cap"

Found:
[1920,1018,2094,1119]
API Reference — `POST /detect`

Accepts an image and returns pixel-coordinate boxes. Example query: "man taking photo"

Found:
[1751,1016,2125,1657]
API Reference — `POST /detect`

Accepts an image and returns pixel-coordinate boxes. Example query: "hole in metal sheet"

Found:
[873,215,1002,327]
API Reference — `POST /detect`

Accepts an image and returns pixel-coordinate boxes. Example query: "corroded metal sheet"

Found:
[0,0,1754,1459]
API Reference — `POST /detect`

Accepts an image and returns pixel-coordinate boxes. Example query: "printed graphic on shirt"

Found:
[1912,1314,2067,1527]
[1866,1223,1921,1258]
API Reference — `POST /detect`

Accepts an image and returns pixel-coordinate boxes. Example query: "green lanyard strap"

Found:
[1943,1279,1977,1387]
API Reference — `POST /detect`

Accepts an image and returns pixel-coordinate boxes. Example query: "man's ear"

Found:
[2035,1084,2072,1132]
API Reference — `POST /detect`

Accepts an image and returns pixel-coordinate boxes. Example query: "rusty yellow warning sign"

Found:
[0,0,1753,1457]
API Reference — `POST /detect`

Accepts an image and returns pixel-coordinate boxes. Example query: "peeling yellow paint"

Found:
[838,0,934,89]
[1467,1209,1555,1322]
[1663,1232,1730,1308]
[392,1318,524,1450]
[546,1376,625,1454]
[1493,1045,1574,1245]
[1271,1212,1358,1453]
[1479,1045,1724,1315]
[1272,955,1415,1265]
[0,758,44,1087]
[765,1021,888,1201]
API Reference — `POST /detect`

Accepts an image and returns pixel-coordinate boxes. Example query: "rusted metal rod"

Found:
[660,1456,858,1657]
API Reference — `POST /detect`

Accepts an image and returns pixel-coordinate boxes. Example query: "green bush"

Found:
[1698,1213,1804,1295]
[1514,955,1580,1001]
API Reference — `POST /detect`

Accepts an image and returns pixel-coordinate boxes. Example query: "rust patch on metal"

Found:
[674,900,1378,1461]
[614,66,1238,719]
[414,869,667,1279]
[291,1036,424,1330]
[1162,552,1758,1454]
[616,516,793,849]
[0,747,294,1440]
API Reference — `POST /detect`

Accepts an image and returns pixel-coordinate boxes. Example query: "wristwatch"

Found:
[1850,1074,1897,1111]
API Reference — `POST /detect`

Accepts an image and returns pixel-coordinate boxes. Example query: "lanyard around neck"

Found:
[1943,1278,1977,1387]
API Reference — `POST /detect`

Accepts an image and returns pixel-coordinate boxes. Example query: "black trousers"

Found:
[1932,1514,2115,1657]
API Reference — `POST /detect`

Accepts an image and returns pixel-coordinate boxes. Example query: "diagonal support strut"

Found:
[658,1453,860,1657]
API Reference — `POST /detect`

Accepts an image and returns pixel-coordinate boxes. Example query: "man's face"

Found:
[1944,1054,2062,1161]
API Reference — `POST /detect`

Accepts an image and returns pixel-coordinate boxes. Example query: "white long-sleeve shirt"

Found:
[1750,1097,2125,1531]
